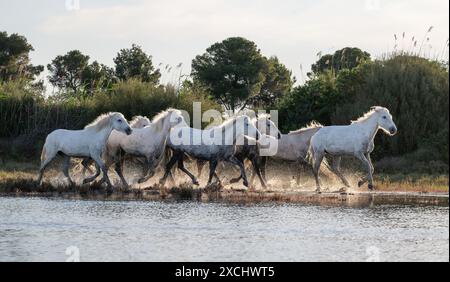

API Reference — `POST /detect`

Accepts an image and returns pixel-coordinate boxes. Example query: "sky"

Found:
[1,0,449,93]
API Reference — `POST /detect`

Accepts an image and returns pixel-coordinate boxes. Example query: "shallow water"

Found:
[0,197,448,262]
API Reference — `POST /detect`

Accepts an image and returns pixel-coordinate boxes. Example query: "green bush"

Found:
[277,55,449,167]
[0,79,221,160]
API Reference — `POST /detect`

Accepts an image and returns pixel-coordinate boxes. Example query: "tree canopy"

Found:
[191,37,266,111]
[310,47,371,76]
[114,44,161,84]
[47,50,90,94]
[0,31,43,82]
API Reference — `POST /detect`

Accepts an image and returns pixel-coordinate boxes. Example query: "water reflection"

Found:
[0,197,448,262]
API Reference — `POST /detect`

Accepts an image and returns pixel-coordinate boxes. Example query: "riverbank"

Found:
[1,161,448,207]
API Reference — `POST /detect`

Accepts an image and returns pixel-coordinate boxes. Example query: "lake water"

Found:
[0,197,448,262]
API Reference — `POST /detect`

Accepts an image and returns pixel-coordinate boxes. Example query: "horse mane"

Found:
[351,106,388,124]
[289,121,323,135]
[130,116,150,128]
[85,112,119,131]
[152,108,181,132]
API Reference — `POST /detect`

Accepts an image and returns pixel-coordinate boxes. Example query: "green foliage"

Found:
[0,79,221,159]
[279,54,449,166]
[250,56,294,108]
[0,31,44,82]
[47,50,91,93]
[192,37,266,111]
[311,47,371,76]
[114,44,161,84]
[332,55,449,161]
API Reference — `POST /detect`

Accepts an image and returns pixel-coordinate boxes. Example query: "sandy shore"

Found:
[1,186,448,207]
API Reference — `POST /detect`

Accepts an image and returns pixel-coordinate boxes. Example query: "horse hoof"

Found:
[243,181,249,188]
[106,187,114,195]
[358,181,364,187]
[368,184,374,191]
[138,179,145,184]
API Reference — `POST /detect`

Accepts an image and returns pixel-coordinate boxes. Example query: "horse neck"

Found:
[355,114,379,140]
[94,123,114,144]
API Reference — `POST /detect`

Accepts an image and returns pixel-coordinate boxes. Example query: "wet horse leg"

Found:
[329,156,350,187]
[177,156,199,185]
[62,154,75,186]
[227,156,249,188]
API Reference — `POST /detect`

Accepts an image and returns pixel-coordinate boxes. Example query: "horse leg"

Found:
[207,160,219,185]
[37,148,58,185]
[62,155,75,186]
[91,155,113,191]
[177,156,199,185]
[357,153,375,190]
[312,151,325,193]
[329,156,350,188]
[252,157,267,189]
[227,156,249,188]
[83,163,101,184]
[160,153,180,186]
[81,158,94,177]
[138,158,153,184]
[114,156,129,188]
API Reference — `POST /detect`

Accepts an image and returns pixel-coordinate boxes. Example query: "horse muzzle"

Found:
[278,133,282,140]
[389,127,397,136]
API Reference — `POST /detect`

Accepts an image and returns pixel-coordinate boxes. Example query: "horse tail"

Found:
[40,146,47,162]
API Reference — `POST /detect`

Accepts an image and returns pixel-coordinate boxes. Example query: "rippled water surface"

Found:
[0,197,448,262]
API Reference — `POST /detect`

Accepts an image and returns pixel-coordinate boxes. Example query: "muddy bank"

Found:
[1,185,448,207]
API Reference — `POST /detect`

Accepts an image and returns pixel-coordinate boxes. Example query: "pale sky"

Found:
[1,0,449,92]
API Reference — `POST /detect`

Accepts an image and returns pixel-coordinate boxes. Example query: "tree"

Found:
[82,61,116,95]
[0,31,43,82]
[47,50,90,94]
[114,44,161,84]
[191,37,265,111]
[310,47,371,76]
[250,56,294,108]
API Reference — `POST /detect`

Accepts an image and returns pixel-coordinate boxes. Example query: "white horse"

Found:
[260,121,324,185]
[38,112,132,189]
[309,106,398,192]
[129,115,151,129]
[80,115,151,175]
[92,109,187,188]
[161,115,262,187]
[196,114,282,186]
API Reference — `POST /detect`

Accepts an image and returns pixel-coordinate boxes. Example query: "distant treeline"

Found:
[0,31,448,173]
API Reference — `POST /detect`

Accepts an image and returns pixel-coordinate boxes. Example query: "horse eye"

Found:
[383,116,387,119]
[118,119,122,123]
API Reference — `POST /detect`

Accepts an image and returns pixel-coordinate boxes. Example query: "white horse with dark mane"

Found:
[309,106,397,192]
[89,109,187,188]
[38,112,132,189]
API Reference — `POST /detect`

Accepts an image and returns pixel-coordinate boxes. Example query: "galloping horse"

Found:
[262,121,324,186]
[38,112,132,189]
[309,106,397,192]
[97,109,187,188]
[196,114,282,188]
[160,115,262,188]
[80,115,151,175]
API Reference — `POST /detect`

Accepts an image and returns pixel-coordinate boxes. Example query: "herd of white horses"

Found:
[37,106,397,193]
